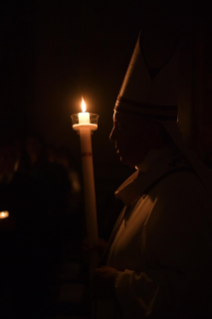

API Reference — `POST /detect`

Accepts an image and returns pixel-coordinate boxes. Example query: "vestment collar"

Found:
[115,145,189,205]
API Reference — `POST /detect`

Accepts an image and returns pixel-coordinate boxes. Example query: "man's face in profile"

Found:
[109,111,166,167]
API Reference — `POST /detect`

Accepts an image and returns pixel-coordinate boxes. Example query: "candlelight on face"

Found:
[0,211,9,219]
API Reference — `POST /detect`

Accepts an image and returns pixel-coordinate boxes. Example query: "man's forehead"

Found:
[113,111,159,126]
[113,111,142,127]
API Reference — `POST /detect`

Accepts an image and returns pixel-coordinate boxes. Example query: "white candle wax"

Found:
[78,112,90,124]
[72,98,99,274]
[79,127,99,275]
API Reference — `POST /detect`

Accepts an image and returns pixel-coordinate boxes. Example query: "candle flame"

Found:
[81,98,86,113]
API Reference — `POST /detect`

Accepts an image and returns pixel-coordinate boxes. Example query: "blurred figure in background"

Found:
[24,132,70,264]
[0,140,19,318]
[0,132,72,318]
[56,147,81,214]
[55,147,83,248]
[0,132,83,318]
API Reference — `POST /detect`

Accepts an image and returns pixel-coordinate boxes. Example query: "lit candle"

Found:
[0,211,9,219]
[71,98,99,274]
[78,98,90,124]
[72,98,97,130]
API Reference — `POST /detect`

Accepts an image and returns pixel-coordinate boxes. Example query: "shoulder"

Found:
[144,169,212,237]
[142,169,212,273]
[150,168,208,206]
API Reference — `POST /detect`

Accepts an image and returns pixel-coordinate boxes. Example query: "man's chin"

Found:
[120,156,135,168]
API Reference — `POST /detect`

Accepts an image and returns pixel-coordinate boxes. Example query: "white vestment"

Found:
[94,146,212,319]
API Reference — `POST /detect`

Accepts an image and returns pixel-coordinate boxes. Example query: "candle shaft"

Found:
[79,128,98,246]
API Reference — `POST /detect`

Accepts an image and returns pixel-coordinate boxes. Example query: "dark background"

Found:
[2,1,212,317]
[1,0,212,215]
[0,0,149,220]
[0,0,145,147]
[0,0,148,176]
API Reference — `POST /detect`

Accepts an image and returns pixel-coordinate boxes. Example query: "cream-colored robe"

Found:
[94,147,212,319]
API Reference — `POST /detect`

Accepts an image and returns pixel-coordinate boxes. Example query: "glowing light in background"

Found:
[0,211,9,219]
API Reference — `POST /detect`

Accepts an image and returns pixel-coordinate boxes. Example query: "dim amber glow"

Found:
[0,211,9,219]
[81,98,86,113]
